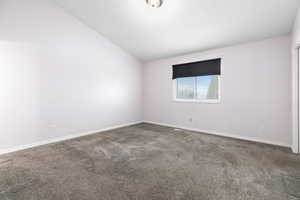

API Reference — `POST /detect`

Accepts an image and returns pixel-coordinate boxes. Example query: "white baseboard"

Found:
[0,121,143,156]
[292,145,299,154]
[0,120,293,156]
[143,120,291,149]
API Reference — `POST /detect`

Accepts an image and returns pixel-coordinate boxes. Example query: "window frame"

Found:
[173,75,221,104]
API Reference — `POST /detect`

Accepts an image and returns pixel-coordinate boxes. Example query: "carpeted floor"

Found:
[0,123,299,200]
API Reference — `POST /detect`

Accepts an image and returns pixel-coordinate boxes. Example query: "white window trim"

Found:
[173,75,221,104]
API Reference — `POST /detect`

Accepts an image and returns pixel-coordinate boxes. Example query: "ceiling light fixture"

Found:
[146,0,163,8]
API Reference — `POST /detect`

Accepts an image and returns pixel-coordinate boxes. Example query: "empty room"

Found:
[1,0,300,199]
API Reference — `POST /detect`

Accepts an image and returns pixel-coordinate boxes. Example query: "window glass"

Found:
[176,75,219,101]
[176,77,195,99]
[196,75,219,100]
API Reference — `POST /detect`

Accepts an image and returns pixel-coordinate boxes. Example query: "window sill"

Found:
[173,98,221,104]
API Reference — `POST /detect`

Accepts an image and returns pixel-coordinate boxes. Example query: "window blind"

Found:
[172,58,221,79]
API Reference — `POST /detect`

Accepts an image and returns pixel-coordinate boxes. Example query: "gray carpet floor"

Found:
[0,123,299,200]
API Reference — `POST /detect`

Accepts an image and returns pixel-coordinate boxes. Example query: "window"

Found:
[172,58,221,103]
[175,75,220,102]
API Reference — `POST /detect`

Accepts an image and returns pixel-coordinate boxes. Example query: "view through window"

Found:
[176,75,219,101]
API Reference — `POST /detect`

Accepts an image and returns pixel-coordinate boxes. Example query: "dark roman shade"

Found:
[172,58,221,79]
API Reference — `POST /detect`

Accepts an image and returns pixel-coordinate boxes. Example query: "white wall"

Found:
[291,8,300,153]
[0,0,142,152]
[143,35,292,147]
[293,8,300,45]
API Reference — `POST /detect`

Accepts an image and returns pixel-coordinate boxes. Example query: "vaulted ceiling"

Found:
[53,0,300,61]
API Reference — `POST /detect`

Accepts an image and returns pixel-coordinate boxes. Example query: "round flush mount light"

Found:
[146,0,163,8]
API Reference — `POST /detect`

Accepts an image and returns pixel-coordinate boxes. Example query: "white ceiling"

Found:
[53,0,300,61]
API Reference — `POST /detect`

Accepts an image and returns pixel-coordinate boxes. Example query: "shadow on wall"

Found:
[0,0,142,151]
